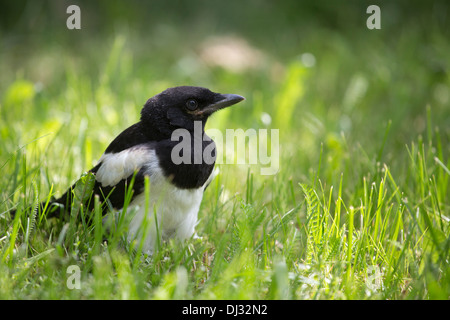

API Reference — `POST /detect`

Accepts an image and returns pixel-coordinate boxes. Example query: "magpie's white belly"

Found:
[126,171,205,254]
[95,145,213,254]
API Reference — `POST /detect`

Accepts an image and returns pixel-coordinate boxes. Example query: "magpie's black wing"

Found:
[103,122,150,154]
[46,122,158,221]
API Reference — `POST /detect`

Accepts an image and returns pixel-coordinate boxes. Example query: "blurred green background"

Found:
[1,0,449,170]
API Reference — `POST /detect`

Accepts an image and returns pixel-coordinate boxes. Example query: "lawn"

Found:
[0,1,449,300]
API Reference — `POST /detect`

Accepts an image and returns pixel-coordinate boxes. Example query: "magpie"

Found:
[12,86,245,254]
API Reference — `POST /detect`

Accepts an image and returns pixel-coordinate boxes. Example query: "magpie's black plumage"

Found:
[11,86,244,254]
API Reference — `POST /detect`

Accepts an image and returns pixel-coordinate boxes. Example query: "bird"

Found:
[11,86,245,254]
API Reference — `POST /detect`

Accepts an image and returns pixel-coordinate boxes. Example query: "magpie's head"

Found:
[141,86,245,134]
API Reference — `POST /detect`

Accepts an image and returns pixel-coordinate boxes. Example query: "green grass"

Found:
[1,2,449,299]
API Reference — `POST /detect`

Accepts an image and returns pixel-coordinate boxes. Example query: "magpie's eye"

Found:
[185,99,198,111]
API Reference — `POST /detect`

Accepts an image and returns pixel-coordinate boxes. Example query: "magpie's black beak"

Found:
[199,93,245,116]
